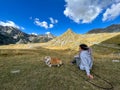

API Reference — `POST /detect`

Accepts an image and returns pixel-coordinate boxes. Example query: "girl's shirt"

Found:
[79,49,93,75]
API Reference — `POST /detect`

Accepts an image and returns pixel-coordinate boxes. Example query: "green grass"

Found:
[101,34,120,44]
[0,46,120,90]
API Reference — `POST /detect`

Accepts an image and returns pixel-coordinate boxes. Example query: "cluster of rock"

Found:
[0,25,55,45]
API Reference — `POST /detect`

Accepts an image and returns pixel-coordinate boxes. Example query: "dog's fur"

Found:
[44,56,63,67]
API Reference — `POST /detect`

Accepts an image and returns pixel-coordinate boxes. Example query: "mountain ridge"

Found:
[0,25,55,45]
[87,24,120,33]
[42,27,120,50]
[45,29,80,48]
[0,23,120,48]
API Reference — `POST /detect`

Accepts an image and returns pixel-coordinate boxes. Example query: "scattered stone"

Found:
[10,70,20,74]
[112,60,120,62]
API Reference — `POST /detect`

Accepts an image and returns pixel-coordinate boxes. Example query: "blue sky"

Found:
[0,0,120,36]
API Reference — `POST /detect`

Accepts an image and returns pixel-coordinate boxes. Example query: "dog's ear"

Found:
[44,56,47,60]
[48,56,51,60]
[44,56,50,59]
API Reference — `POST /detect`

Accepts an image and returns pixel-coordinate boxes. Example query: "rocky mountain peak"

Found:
[46,28,80,48]
[0,25,55,45]
[45,32,55,39]
[61,28,75,37]
[65,28,74,33]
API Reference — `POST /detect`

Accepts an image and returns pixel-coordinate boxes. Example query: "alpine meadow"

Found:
[0,0,120,90]
[0,27,120,90]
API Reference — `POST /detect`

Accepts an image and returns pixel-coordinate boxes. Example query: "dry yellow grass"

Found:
[0,45,120,90]
[0,31,120,50]
[0,43,45,49]
[42,32,120,50]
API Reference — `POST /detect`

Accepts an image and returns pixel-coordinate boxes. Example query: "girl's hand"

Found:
[87,74,94,79]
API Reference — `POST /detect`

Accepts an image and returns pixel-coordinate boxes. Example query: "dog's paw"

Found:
[57,64,60,67]
[48,64,52,67]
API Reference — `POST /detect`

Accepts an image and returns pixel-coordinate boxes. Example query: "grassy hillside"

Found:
[0,31,120,90]
[100,34,120,48]
[42,29,120,50]
[0,45,120,90]
[0,31,120,50]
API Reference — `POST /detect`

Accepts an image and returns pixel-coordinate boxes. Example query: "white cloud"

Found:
[45,32,50,34]
[55,20,58,23]
[102,3,120,21]
[21,27,25,30]
[31,33,38,36]
[34,18,39,21]
[0,21,19,29]
[0,20,24,30]
[49,17,58,24]
[34,19,48,29]
[64,0,120,23]
[49,17,54,24]
[49,24,54,28]
[34,17,58,29]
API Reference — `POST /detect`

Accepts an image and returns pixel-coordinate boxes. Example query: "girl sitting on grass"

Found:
[71,44,93,79]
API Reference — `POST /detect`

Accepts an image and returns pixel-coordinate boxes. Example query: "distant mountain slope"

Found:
[0,30,120,50]
[42,28,120,50]
[0,33,16,45]
[0,25,55,45]
[47,29,80,46]
[29,33,55,43]
[0,25,31,44]
[87,24,120,33]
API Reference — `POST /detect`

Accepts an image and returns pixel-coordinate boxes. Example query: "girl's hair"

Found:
[79,44,89,50]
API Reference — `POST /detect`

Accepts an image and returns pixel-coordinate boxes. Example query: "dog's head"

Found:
[44,56,51,64]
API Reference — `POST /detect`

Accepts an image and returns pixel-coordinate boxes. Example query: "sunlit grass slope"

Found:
[0,30,120,90]
[0,45,120,90]
[0,43,45,49]
[0,29,120,50]
[41,29,120,50]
